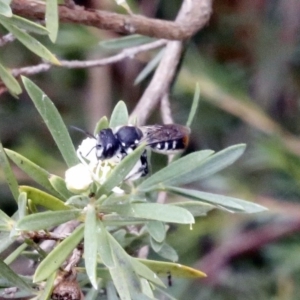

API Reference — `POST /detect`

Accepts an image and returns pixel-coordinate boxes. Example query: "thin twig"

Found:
[160,93,174,124]
[130,0,212,125]
[10,39,167,78]
[197,217,300,284]
[0,33,15,46]
[11,0,209,40]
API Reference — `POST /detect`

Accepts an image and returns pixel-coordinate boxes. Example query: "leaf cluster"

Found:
[0,78,266,299]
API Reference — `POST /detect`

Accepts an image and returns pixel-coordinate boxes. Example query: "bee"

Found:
[95,124,190,180]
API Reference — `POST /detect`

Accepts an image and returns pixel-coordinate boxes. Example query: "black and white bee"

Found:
[75,124,190,180]
[94,124,190,180]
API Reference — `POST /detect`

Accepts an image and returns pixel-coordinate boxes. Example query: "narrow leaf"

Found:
[140,278,154,298]
[186,83,200,127]
[108,233,142,300]
[5,15,49,34]
[0,1,12,17]
[0,17,60,64]
[98,144,145,194]
[0,232,14,254]
[134,48,164,85]
[109,101,129,128]
[46,0,59,42]
[34,224,84,282]
[171,201,215,217]
[165,144,247,186]
[0,141,19,202]
[5,149,60,197]
[18,192,27,220]
[17,209,81,231]
[97,221,114,268]
[22,77,78,167]
[4,243,27,265]
[0,209,13,230]
[19,186,70,211]
[165,187,267,213]
[0,260,33,292]
[94,116,109,136]
[146,221,166,243]
[138,150,214,191]
[0,63,22,95]
[103,203,194,224]
[84,205,98,289]
[155,242,178,262]
[66,195,89,208]
[49,174,74,200]
[38,271,56,300]
[140,259,206,278]
[150,237,163,252]
[100,34,155,50]
[131,258,165,287]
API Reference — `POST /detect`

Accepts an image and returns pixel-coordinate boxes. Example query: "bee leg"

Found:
[125,150,148,181]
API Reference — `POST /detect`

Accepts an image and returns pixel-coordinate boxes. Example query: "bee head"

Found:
[96,128,120,160]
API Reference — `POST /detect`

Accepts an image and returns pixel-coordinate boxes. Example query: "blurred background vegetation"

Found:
[1,0,300,299]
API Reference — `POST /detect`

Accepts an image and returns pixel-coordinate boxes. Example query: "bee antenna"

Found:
[70,126,96,139]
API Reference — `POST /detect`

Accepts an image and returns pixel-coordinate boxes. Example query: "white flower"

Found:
[77,137,98,164]
[64,137,124,195]
[65,163,93,193]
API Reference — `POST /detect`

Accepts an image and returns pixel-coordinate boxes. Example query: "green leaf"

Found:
[19,186,70,211]
[139,259,206,278]
[140,278,154,298]
[4,243,27,265]
[131,258,165,287]
[0,232,14,254]
[102,203,194,224]
[38,271,56,300]
[49,174,74,200]
[66,195,89,208]
[155,242,178,262]
[0,141,19,202]
[134,48,164,85]
[98,144,146,194]
[0,0,12,17]
[171,201,215,217]
[0,260,33,292]
[102,215,148,226]
[166,144,247,186]
[4,15,49,34]
[5,149,60,197]
[0,209,13,231]
[84,204,98,289]
[0,17,60,64]
[17,209,81,231]
[94,116,109,136]
[109,101,129,128]
[17,192,27,220]
[150,236,163,252]
[108,233,143,300]
[22,77,78,167]
[46,0,58,42]
[146,221,166,243]
[97,221,114,268]
[186,83,200,127]
[34,224,84,282]
[106,281,120,300]
[100,34,155,50]
[165,187,267,213]
[138,150,214,191]
[0,63,22,95]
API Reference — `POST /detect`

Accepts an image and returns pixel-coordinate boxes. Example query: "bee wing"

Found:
[140,124,190,153]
